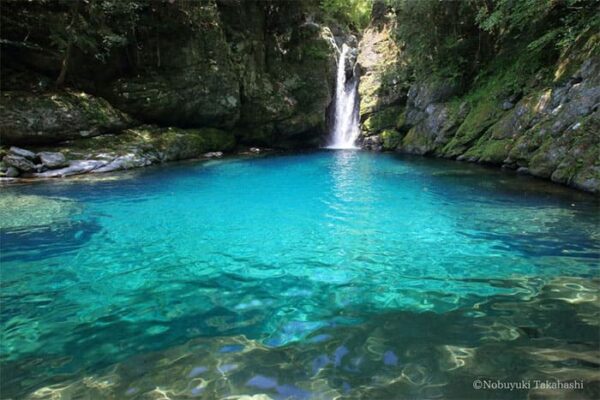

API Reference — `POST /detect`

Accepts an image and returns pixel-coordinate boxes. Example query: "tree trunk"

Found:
[56,42,72,87]
[56,2,78,87]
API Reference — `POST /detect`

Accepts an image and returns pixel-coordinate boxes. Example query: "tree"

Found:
[49,0,142,86]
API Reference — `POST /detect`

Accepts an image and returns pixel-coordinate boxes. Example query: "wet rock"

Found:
[9,146,36,160]
[344,46,359,79]
[93,154,151,174]
[361,134,383,151]
[34,160,108,178]
[3,154,36,171]
[38,151,67,169]
[204,151,223,158]
[517,167,530,175]
[250,147,261,153]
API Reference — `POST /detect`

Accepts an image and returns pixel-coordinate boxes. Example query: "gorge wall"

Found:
[356,3,599,194]
[1,0,350,177]
[1,0,598,194]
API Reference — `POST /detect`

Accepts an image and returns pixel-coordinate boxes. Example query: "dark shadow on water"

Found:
[0,219,102,263]
[2,277,599,399]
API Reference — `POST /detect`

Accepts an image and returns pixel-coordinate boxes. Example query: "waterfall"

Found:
[327,44,360,149]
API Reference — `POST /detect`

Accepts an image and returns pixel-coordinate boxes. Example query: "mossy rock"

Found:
[399,124,435,155]
[47,125,236,163]
[462,135,514,164]
[551,115,600,190]
[442,99,502,157]
[362,105,405,134]
[381,129,402,151]
[0,90,134,146]
[125,126,236,160]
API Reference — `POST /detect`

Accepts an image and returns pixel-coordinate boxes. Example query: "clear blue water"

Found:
[1,151,598,399]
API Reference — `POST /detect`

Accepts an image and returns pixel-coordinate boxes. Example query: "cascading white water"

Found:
[327,44,360,149]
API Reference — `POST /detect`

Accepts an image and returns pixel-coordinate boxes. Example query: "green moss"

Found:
[442,99,499,157]
[400,124,433,155]
[362,105,405,134]
[552,116,600,185]
[381,129,402,151]
[464,137,513,164]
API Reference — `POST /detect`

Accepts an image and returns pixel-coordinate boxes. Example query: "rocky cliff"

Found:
[1,0,347,179]
[357,5,599,194]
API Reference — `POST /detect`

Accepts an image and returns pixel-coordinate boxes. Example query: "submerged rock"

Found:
[0,194,81,230]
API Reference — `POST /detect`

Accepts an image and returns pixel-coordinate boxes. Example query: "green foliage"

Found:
[48,0,142,63]
[477,0,600,54]
[386,0,599,87]
[389,0,484,83]
[321,0,373,30]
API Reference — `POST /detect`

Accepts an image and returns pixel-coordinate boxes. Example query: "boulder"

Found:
[361,134,383,151]
[34,160,108,178]
[9,146,36,160]
[204,152,223,158]
[29,125,236,178]
[0,91,134,145]
[3,154,36,171]
[38,151,68,169]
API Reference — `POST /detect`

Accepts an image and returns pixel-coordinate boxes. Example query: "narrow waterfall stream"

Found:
[327,43,360,149]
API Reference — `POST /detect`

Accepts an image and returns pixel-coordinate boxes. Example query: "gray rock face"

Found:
[3,154,36,172]
[101,1,337,146]
[405,81,459,126]
[358,15,599,193]
[361,134,383,151]
[38,152,67,169]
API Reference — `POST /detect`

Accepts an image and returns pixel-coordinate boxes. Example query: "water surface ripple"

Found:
[0,151,598,399]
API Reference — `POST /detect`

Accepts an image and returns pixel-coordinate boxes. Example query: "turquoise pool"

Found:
[1,151,598,399]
